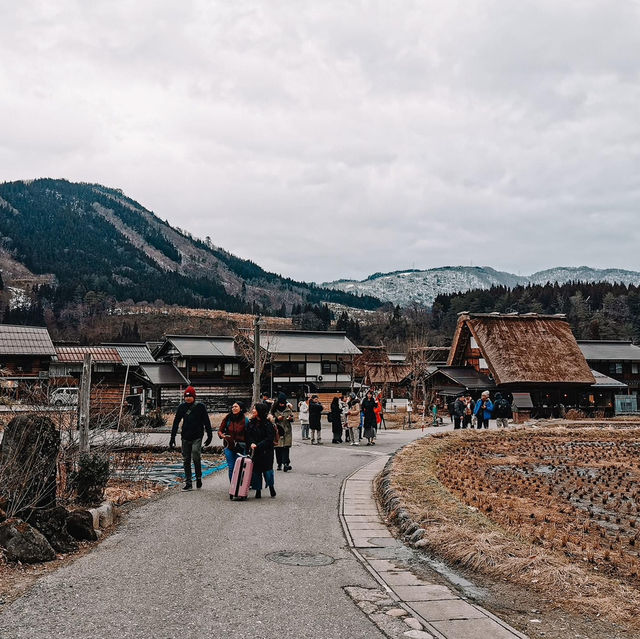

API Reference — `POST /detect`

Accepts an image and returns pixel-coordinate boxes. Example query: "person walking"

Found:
[272,393,294,471]
[474,390,493,429]
[361,390,378,445]
[308,394,324,444]
[218,401,248,482]
[493,392,512,428]
[463,394,475,429]
[453,393,465,429]
[330,395,343,443]
[170,386,212,491]
[298,396,310,440]
[246,403,277,499]
[341,394,351,442]
[347,396,360,445]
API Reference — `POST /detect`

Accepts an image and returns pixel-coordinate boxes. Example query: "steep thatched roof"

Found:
[365,363,411,385]
[353,345,390,377]
[448,313,595,386]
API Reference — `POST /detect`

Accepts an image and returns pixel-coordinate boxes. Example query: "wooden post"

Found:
[78,353,92,454]
[252,316,262,407]
[117,364,130,432]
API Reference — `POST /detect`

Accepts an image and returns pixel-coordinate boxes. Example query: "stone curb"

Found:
[87,501,117,532]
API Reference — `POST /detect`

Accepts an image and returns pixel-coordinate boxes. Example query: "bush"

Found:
[71,454,110,506]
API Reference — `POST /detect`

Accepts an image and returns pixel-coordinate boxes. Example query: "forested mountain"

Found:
[0,179,380,321]
[324,266,640,307]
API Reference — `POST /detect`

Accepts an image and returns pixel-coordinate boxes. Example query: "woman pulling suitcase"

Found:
[246,402,277,499]
[218,401,249,482]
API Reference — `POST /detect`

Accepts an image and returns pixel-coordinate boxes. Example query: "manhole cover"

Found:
[266,551,335,567]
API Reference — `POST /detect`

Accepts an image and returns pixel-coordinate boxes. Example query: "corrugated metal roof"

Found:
[106,344,156,366]
[55,346,123,364]
[166,336,238,358]
[139,363,189,386]
[591,369,628,388]
[578,341,640,362]
[257,331,361,355]
[0,325,56,356]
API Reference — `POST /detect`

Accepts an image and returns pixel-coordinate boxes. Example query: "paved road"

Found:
[2,426,428,639]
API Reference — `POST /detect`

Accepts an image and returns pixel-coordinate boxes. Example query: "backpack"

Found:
[495,398,509,416]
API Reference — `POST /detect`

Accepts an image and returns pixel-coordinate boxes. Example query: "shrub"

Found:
[71,453,110,506]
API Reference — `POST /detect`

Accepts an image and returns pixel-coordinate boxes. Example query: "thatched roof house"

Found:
[448,313,595,386]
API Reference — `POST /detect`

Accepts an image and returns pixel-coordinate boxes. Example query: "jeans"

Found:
[275,447,291,466]
[181,438,202,483]
[477,416,490,429]
[251,469,275,490]
[223,443,247,481]
[496,418,509,428]
[453,415,461,429]
[301,423,310,439]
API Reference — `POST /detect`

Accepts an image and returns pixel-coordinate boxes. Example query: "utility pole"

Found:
[78,353,92,455]
[252,315,262,407]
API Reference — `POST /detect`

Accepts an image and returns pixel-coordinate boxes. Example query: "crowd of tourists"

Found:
[447,390,513,429]
[169,386,386,498]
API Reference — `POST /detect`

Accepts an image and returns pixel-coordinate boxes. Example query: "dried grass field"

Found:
[390,426,640,636]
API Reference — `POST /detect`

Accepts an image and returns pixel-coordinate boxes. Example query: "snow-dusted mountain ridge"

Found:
[322,266,640,307]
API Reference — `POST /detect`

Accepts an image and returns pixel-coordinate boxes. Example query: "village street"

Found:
[2,426,429,639]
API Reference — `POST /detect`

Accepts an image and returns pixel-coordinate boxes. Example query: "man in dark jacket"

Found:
[453,394,466,429]
[170,386,212,491]
[308,395,324,445]
[493,392,513,428]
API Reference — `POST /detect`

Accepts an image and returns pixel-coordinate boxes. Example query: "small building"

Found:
[578,340,640,405]
[50,346,133,413]
[154,335,252,410]
[364,362,412,400]
[0,324,56,400]
[353,345,390,385]
[250,330,361,398]
[442,312,597,417]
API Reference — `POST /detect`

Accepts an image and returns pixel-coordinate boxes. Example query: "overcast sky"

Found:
[1,1,639,283]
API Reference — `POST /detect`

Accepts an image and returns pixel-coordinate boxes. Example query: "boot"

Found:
[255,490,262,499]
[269,485,276,498]
[196,478,202,489]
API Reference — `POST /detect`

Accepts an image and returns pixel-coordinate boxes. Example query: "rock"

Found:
[410,528,426,542]
[357,601,378,614]
[385,608,407,617]
[0,415,60,519]
[0,518,56,563]
[404,617,423,630]
[29,506,77,554]
[96,502,114,528]
[404,630,434,638]
[66,509,98,541]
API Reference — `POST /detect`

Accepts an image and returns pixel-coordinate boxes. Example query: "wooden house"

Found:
[249,330,361,398]
[0,325,56,400]
[154,335,252,410]
[440,312,598,417]
[578,341,640,410]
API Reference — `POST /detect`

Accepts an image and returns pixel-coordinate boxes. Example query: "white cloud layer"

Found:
[1,0,639,282]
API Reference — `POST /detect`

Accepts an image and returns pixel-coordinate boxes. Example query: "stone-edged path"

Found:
[340,455,529,639]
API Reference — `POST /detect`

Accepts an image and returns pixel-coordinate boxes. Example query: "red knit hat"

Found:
[184,386,196,398]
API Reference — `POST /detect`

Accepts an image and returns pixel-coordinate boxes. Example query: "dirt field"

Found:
[390,425,640,639]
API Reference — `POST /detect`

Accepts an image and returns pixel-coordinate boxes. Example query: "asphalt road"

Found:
[1,425,427,639]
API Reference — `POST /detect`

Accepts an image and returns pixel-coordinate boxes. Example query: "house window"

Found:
[273,361,306,376]
[609,363,623,375]
[470,337,478,349]
[632,363,639,375]
[224,362,240,376]
[478,358,488,370]
[193,361,224,373]
[321,361,343,374]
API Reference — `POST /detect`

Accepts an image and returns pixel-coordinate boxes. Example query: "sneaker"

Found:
[285,465,292,472]
[196,478,202,489]
[277,464,282,471]
[182,483,193,491]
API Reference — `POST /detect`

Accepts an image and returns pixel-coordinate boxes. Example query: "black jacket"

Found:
[245,418,276,472]
[493,398,513,419]
[361,397,378,428]
[308,401,324,428]
[171,402,212,441]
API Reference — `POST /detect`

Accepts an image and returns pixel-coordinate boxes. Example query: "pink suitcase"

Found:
[229,455,253,500]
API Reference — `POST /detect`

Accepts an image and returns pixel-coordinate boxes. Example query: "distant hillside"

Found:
[0,179,381,314]
[323,266,640,307]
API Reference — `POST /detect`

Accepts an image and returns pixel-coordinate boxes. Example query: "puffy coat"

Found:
[308,400,324,430]
[272,405,294,447]
[474,398,494,420]
[246,417,276,473]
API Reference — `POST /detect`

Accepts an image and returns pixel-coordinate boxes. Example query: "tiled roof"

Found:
[0,325,56,356]
[255,331,361,355]
[578,341,640,362]
[139,363,189,386]
[55,346,123,364]
[165,336,238,358]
